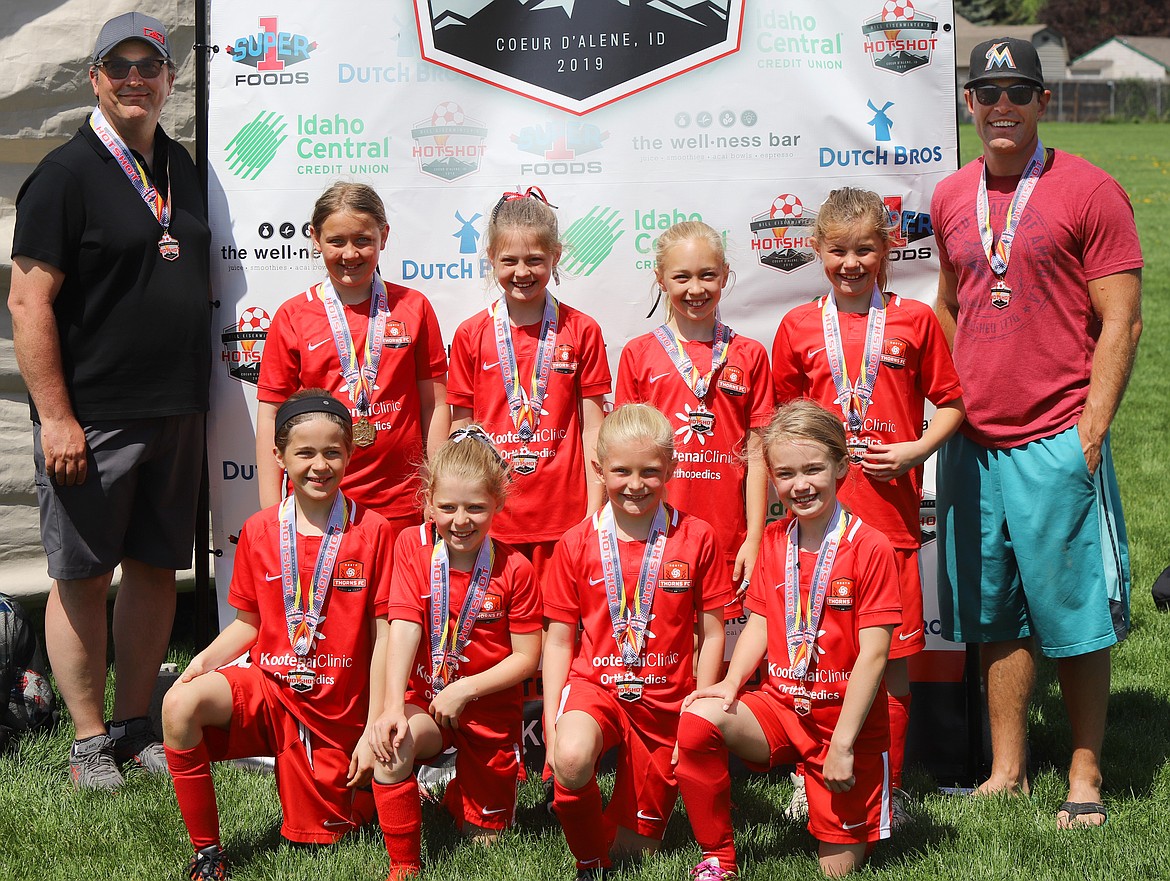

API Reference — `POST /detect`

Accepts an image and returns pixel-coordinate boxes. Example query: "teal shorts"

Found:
[935,426,1129,658]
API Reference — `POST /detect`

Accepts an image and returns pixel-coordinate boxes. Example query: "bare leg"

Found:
[44,572,115,738]
[610,827,660,861]
[977,638,1034,796]
[818,841,868,877]
[1055,648,1109,827]
[111,558,177,722]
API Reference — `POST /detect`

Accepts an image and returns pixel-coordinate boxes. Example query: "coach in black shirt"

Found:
[8,12,210,790]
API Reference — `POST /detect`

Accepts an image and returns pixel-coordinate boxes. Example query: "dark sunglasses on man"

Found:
[971,84,1040,107]
[95,56,170,79]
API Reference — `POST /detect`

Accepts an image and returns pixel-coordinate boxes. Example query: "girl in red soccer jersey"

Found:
[257,183,449,535]
[447,187,610,579]
[770,188,964,827]
[368,426,542,880]
[163,389,393,880]
[544,404,732,878]
[616,221,773,605]
[675,400,901,879]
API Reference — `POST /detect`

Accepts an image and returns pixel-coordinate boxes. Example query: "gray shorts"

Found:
[33,413,205,581]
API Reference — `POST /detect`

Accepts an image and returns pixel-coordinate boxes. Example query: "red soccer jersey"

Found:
[386,525,542,715]
[544,506,733,714]
[745,515,901,753]
[257,283,448,521]
[447,302,611,543]
[229,499,394,750]
[615,330,773,561]
[771,295,962,547]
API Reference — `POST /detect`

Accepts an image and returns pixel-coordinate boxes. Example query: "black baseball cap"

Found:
[965,37,1044,90]
[93,12,172,63]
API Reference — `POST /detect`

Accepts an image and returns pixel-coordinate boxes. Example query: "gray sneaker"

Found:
[70,733,124,791]
[782,771,808,822]
[891,787,913,831]
[109,717,170,775]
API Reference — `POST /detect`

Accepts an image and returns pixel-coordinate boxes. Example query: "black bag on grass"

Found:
[0,593,58,749]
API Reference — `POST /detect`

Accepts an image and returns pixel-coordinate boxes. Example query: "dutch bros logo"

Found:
[230,17,316,70]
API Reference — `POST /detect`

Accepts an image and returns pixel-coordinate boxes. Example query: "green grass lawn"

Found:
[2,122,1168,881]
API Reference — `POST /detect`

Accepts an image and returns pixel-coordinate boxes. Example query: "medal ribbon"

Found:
[783,504,847,681]
[977,139,1045,278]
[596,503,668,668]
[427,527,496,689]
[88,106,171,235]
[278,492,349,658]
[317,272,389,415]
[821,287,885,434]
[651,320,733,402]
[491,293,558,444]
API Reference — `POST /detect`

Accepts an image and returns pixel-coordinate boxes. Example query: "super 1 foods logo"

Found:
[750,194,816,274]
[861,0,940,75]
[227,17,316,86]
[415,1,745,114]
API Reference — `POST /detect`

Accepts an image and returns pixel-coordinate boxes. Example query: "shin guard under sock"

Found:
[165,742,220,852]
[675,713,737,872]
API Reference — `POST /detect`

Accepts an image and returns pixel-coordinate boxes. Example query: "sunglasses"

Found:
[972,84,1039,106]
[97,56,170,79]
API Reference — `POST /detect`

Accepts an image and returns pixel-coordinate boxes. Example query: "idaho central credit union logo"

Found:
[221,306,270,385]
[415,1,746,115]
[410,102,488,182]
[861,0,939,75]
[227,17,317,86]
[750,194,816,273]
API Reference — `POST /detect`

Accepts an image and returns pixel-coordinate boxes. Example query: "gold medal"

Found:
[353,415,376,448]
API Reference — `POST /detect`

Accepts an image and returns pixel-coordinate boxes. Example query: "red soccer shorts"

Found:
[888,547,924,659]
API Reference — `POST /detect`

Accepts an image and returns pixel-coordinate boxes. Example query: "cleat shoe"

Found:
[575,868,608,881]
[188,845,230,880]
[110,716,170,775]
[891,787,912,831]
[782,771,808,822]
[70,734,124,791]
[691,857,738,880]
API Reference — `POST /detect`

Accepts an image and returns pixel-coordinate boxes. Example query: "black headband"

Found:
[275,394,352,436]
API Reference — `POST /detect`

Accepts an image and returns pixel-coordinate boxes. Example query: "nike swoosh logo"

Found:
[481,807,508,815]
[898,629,922,641]
[588,576,605,585]
[649,372,672,383]
[807,346,827,358]
[264,572,282,582]
[483,360,500,371]
[307,339,330,352]
[637,810,662,821]
[842,820,866,830]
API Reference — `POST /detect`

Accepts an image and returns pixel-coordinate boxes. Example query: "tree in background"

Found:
[956,0,1043,26]
[1040,0,1170,58]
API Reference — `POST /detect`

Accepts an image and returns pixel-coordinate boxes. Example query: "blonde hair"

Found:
[762,400,848,468]
[422,426,511,507]
[310,182,388,233]
[485,188,561,266]
[811,187,895,291]
[596,404,674,465]
[652,221,729,321]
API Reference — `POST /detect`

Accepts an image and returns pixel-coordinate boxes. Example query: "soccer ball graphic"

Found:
[771,194,804,221]
[431,101,465,127]
[882,0,915,23]
[238,306,271,334]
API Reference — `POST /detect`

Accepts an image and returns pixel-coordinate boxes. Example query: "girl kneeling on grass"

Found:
[675,400,901,879]
[163,389,394,880]
[369,426,542,880]
[543,403,732,878]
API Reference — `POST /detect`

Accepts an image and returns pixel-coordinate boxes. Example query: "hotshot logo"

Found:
[228,17,316,86]
[861,0,939,75]
[220,306,270,385]
[750,194,816,274]
[410,102,488,182]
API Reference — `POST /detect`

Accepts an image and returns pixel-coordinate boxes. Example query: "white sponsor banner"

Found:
[207,0,959,655]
